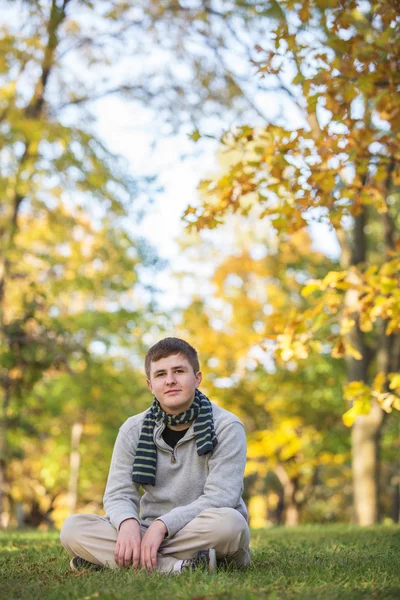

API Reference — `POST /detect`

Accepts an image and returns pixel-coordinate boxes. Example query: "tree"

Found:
[0,0,160,525]
[0,193,159,525]
[7,353,151,529]
[2,0,291,136]
[176,223,350,525]
[184,1,400,524]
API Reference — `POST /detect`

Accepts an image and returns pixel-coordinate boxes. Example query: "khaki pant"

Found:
[60,507,250,574]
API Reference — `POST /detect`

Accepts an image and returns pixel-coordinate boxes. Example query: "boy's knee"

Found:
[211,508,248,544]
[60,515,81,548]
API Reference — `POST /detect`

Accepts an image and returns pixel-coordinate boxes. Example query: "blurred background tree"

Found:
[176,218,399,525]
[0,0,159,527]
[184,0,400,525]
[175,223,348,526]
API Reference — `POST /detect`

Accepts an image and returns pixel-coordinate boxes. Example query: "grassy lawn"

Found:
[1,525,399,599]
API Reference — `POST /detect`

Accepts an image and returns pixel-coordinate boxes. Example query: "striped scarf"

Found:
[132,388,218,486]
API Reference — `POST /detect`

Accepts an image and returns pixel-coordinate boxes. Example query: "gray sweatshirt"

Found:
[103,402,248,537]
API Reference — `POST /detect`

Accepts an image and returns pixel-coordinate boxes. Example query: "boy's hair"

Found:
[145,337,200,379]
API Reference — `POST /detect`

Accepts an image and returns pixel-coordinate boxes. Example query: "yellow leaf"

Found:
[309,340,323,352]
[322,270,347,288]
[345,342,363,360]
[343,406,357,427]
[386,320,400,335]
[389,373,400,391]
[302,281,322,297]
[189,129,201,142]
[359,313,374,332]
[343,380,370,401]
[281,347,294,361]
[340,317,355,335]
[320,173,336,192]
[372,372,386,393]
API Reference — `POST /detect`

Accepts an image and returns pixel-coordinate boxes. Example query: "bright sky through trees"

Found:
[0,1,341,312]
[93,94,341,311]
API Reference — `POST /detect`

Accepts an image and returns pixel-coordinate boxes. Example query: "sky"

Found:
[93,95,341,313]
[93,96,220,311]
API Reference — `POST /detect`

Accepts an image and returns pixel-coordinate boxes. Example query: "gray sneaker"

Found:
[181,548,217,572]
[69,556,102,572]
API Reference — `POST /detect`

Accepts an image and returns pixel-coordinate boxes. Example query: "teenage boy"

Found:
[60,337,250,574]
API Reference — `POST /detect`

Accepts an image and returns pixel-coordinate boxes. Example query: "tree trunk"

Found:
[0,387,11,528]
[392,477,400,524]
[351,189,400,525]
[347,312,383,525]
[342,209,385,525]
[274,465,300,526]
[67,421,84,515]
[352,401,384,525]
[15,502,25,528]
[275,487,285,526]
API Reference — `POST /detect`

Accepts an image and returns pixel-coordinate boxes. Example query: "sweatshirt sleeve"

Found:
[103,426,142,531]
[157,421,246,538]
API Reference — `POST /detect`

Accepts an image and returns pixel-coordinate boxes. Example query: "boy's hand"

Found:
[115,518,142,568]
[140,520,167,571]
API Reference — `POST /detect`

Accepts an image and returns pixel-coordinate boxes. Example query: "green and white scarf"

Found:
[132,388,218,486]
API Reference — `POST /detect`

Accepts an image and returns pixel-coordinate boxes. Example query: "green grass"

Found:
[1,525,399,599]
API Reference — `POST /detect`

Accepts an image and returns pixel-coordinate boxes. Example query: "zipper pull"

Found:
[170,451,176,464]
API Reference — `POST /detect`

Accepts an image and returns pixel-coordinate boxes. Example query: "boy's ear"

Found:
[195,371,203,387]
[146,379,153,392]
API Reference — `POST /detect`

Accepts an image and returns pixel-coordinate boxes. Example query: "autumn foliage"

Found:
[184,0,400,420]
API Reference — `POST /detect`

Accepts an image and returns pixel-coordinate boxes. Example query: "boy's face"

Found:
[146,353,202,414]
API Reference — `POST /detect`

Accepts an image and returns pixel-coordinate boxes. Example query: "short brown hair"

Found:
[145,337,200,378]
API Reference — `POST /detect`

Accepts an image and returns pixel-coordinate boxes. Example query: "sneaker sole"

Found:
[209,548,217,572]
[69,557,102,572]
[69,558,78,572]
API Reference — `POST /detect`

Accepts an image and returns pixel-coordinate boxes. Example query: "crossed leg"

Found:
[60,507,250,574]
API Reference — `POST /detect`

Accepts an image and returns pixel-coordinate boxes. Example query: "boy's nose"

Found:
[165,372,177,384]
